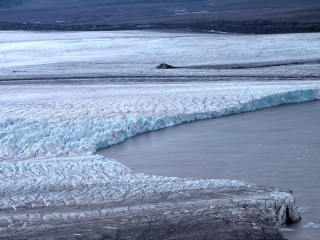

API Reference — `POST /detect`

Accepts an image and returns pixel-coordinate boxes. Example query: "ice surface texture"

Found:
[1,83,319,160]
[1,31,320,79]
[1,82,318,239]
[1,31,320,239]
[0,155,299,239]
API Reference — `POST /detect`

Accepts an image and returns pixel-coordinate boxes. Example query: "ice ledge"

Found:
[97,89,319,150]
[0,89,319,161]
[263,191,301,226]
[0,155,300,238]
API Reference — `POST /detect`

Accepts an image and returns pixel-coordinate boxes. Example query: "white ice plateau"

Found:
[1,30,320,239]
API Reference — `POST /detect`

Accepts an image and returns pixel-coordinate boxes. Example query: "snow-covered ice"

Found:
[1,30,320,79]
[1,30,320,238]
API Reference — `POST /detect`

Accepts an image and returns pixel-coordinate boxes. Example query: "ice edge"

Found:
[1,89,319,229]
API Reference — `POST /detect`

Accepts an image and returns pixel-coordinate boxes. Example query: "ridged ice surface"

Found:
[1,31,320,239]
[0,155,300,239]
[1,83,320,161]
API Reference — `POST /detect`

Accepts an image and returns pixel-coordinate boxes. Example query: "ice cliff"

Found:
[1,88,319,161]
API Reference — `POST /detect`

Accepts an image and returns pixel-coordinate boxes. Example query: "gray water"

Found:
[98,100,320,240]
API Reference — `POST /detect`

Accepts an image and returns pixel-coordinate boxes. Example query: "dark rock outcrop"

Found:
[156,63,177,69]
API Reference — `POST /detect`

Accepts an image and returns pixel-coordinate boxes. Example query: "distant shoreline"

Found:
[1,20,320,34]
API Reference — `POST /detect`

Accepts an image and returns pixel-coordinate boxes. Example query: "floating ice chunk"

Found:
[308,222,315,227]
[279,227,296,232]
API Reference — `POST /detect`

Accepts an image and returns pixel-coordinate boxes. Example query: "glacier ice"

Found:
[1,30,320,238]
[0,154,300,239]
[2,90,318,239]
[0,85,317,238]
[1,31,320,79]
[0,88,319,161]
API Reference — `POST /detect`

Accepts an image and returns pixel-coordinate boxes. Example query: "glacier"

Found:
[0,155,300,239]
[1,88,319,160]
[1,30,320,239]
[1,83,318,239]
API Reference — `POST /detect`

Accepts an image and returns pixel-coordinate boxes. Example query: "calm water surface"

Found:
[98,100,320,240]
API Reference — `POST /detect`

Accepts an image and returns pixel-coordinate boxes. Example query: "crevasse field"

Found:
[0,31,320,239]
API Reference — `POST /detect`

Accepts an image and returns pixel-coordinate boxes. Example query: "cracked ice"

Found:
[1,30,320,239]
